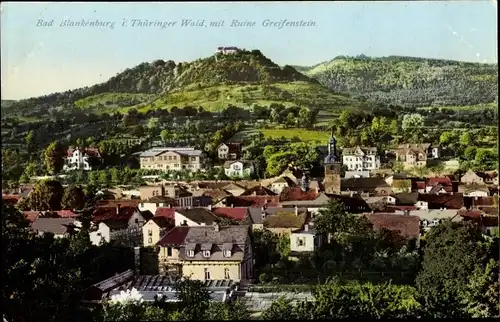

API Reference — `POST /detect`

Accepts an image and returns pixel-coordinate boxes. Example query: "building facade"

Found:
[63,147,101,171]
[139,148,207,172]
[323,133,342,194]
[342,146,380,171]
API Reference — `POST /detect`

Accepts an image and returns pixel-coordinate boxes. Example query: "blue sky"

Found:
[1,1,497,100]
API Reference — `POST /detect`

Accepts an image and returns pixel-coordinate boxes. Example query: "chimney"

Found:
[208,204,212,211]
[213,222,219,232]
[231,204,234,208]
[253,191,257,196]
[116,204,121,215]
[304,224,309,232]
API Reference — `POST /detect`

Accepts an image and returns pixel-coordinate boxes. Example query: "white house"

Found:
[290,224,323,254]
[268,177,294,194]
[138,197,175,215]
[342,146,380,171]
[88,206,146,246]
[63,147,101,171]
[223,161,255,178]
[217,143,242,160]
[458,185,490,197]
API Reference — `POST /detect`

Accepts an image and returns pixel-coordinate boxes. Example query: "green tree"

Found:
[276,234,291,258]
[401,113,424,131]
[26,179,65,211]
[460,258,500,318]
[25,130,35,155]
[262,296,300,320]
[459,132,474,147]
[463,146,477,161]
[266,151,295,177]
[61,185,86,210]
[147,117,159,131]
[160,129,170,143]
[43,141,66,175]
[175,278,210,320]
[416,221,486,318]
[110,168,121,186]
[98,170,111,187]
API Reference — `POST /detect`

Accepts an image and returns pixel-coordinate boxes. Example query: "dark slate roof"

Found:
[92,206,138,223]
[222,195,281,207]
[175,208,218,225]
[31,218,76,235]
[417,193,464,209]
[240,186,277,196]
[364,213,420,239]
[151,217,173,229]
[393,192,419,205]
[341,178,390,192]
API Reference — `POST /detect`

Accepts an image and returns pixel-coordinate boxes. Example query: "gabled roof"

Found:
[90,269,134,293]
[363,213,420,239]
[24,211,42,223]
[427,177,452,187]
[66,147,101,158]
[157,226,191,246]
[184,225,249,245]
[223,160,254,169]
[279,187,319,202]
[31,218,76,235]
[150,217,173,229]
[155,207,176,219]
[263,210,308,229]
[92,206,139,223]
[143,196,176,204]
[222,195,281,207]
[2,194,20,205]
[417,193,464,209]
[222,182,245,191]
[271,176,296,186]
[218,142,242,154]
[241,185,277,196]
[393,192,419,205]
[212,207,249,221]
[175,208,218,225]
[341,178,390,191]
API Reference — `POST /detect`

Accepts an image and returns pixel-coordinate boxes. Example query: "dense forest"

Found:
[295,55,498,108]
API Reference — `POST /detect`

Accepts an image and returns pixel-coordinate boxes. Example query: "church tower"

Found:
[323,130,342,194]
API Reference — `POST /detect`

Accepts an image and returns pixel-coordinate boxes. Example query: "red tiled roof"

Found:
[24,211,41,223]
[212,207,249,221]
[202,189,231,199]
[279,187,319,202]
[157,226,190,246]
[67,147,101,158]
[471,197,496,207]
[92,206,138,223]
[155,207,177,219]
[458,209,483,218]
[364,213,420,239]
[223,196,281,207]
[2,194,21,205]
[412,181,426,190]
[56,210,78,218]
[96,199,141,208]
[427,177,452,187]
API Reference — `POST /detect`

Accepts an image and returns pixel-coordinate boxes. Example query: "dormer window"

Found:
[187,250,194,257]
[203,250,211,258]
[223,250,232,258]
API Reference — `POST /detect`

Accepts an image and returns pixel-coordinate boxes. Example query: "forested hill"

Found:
[2,49,314,119]
[295,55,498,108]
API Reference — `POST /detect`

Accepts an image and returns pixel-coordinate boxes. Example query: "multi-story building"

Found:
[217,142,242,160]
[139,147,207,172]
[63,147,101,171]
[342,146,380,171]
[156,224,254,281]
[393,143,440,168]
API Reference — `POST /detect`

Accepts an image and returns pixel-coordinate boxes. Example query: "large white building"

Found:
[139,147,207,173]
[63,147,101,171]
[342,146,380,171]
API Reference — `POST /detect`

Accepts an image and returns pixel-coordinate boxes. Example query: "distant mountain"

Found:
[294,55,498,108]
[2,49,369,121]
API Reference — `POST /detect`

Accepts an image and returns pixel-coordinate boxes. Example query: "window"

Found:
[167,247,172,256]
[203,250,211,258]
[224,268,230,279]
[297,237,305,247]
[148,229,153,236]
[156,203,159,207]
[204,268,210,280]
[223,250,231,258]
[169,156,172,160]
[148,238,153,244]
[135,218,139,224]
[187,250,194,257]
[182,220,188,226]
